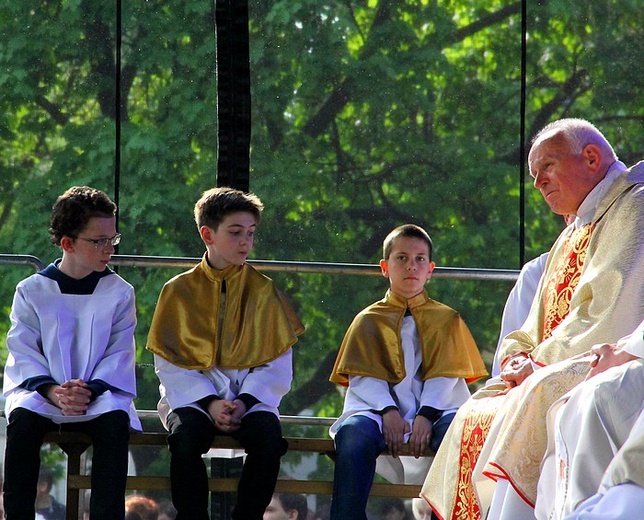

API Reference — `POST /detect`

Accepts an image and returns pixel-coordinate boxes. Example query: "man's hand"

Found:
[382,408,409,458]
[500,355,534,389]
[409,415,433,458]
[587,343,638,380]
[48,379,92,416]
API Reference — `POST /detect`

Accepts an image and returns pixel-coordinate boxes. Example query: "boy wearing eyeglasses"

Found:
[147,186,305,520]
[3,186,140,520]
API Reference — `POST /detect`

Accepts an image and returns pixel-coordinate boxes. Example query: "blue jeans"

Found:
[330,412,455,520]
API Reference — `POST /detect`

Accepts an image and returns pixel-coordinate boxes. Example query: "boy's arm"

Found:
[418,376,471,417]
[86,285,138,397]
[237,349,293,409]
[4,284,52,393]
[154,354,221,410]
[348,375,397,413]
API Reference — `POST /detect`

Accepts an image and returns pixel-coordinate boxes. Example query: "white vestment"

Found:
[3,265,141,429]
[536,319,644,520]
[154,348,293,426]
[563,408,644,519]
[491,252,549,377]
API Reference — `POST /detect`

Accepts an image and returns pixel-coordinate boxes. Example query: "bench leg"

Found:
[59,442,89,520]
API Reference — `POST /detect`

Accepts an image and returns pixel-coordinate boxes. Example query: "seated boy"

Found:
[329,224,487,520]
[146,187,305,520]
[3,186,140,520]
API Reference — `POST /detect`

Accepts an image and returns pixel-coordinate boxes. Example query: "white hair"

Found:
[531,118,618,163]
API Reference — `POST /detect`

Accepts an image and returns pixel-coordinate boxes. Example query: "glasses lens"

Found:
[111,233,122,246]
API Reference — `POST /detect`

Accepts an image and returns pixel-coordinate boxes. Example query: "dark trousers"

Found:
[3,407,130,520]
[166,407,287,520]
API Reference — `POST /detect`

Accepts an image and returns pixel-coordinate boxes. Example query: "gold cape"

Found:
[330,290,487,387]
[146,255,305,370]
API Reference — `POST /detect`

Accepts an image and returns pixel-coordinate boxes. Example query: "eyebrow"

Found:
[393,250,428,256]
[225,223,256,229]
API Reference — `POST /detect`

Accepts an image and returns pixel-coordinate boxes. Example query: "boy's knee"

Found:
[335,419,383,457]
[240,413,287,455]
[168,428,213,458]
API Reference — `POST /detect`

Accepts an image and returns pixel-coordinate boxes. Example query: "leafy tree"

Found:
[0,0,642,434]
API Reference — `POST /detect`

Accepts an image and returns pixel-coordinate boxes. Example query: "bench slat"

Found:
[68,475,422,499]
[45,430,432,509]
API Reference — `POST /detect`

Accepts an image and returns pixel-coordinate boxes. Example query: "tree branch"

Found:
[446,2,522,45]
[35,95,68,126]
[303,3,522,138]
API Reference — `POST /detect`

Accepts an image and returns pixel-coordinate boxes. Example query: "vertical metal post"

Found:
[214,0,251,192]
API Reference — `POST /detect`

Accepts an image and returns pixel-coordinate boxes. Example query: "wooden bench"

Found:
[44,430,433,519]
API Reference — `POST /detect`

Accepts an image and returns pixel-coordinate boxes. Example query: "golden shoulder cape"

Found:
[330,290,487,386]
[146,255,305,370]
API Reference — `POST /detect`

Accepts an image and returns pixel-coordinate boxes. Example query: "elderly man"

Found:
[535,318,644,520]
[421,118,644,520]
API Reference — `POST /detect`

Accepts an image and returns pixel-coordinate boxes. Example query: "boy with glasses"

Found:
[3,186,140,520]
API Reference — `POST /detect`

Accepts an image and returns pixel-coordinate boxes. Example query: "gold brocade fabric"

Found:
[452,397,502,520]
[423,163,644,520]
[329,290,487,386]
[146,256,305,370]
[541,224,595,339]
[480,357,592,506]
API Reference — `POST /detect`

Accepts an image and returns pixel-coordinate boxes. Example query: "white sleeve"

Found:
[618,319,644,358]
[348,375,397,411]
[238,349,293,408]
[90,284,137,396]
[492,252,548,376]
[4,283,50,394]
[154,354,219,410]
[420,377,471,411]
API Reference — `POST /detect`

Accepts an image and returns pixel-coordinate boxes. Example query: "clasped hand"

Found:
[47,379,92,416]
[500,354,534,390]
[207,399,246,433]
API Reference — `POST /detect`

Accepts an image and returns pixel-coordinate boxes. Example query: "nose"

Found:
[532,170,546,189]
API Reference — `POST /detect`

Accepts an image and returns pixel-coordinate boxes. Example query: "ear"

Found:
[199,225,214,245]
[582,144,603,174]
[287,510,299,520]
[60,236,75,254]
[426,261,436,279]
[379,259,389,277]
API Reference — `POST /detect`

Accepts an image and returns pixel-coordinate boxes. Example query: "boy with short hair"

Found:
[147,186,305,520]
[3,186,140,520]
[329,224,487,520]
[264,493,309,520]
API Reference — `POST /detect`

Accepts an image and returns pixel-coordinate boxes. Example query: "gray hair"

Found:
[532,118,618,162]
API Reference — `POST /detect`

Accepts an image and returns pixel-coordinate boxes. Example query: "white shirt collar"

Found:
[573,160,626,228]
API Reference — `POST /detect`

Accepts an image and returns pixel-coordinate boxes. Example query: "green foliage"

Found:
[1,0,642,431]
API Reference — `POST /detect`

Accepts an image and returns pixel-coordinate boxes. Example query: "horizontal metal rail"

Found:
[112,254,520,281]
[136,408,336,427]
[0,253,520,281]
[0,254,46,272]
